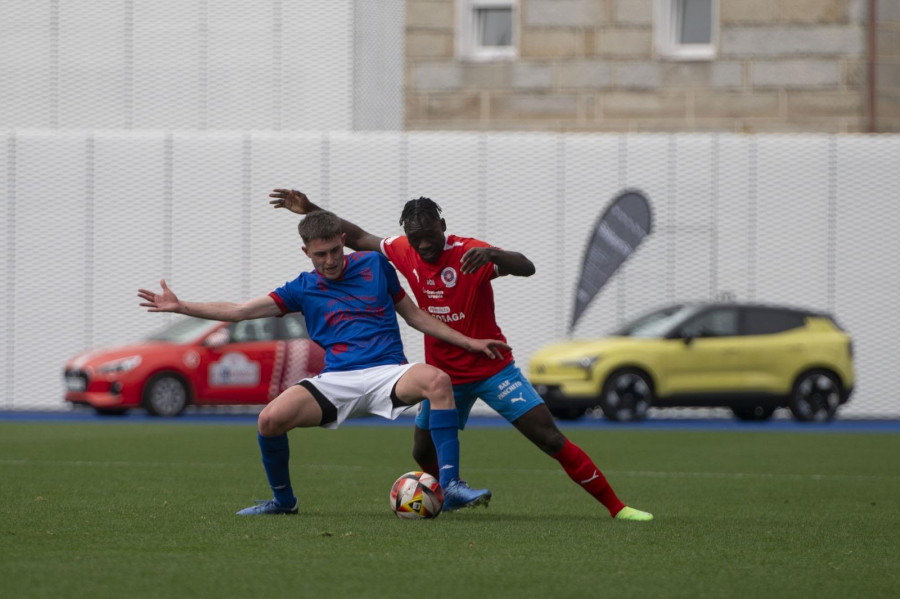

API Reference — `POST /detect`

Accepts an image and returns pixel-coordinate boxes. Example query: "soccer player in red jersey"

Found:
[270,190,652,521]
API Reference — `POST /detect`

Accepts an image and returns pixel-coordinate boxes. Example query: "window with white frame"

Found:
[457,0,517,61]
[655,0,718,61]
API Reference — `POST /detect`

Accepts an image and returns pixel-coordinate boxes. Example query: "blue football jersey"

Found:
[269,251,409,373]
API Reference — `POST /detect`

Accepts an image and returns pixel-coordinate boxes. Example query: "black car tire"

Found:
[788,370,842,422]
[731,405,776,421]
[143,373,190,417]
[600,369,653,422]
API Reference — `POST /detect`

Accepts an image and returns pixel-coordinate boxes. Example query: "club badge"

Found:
[441,267,457,288]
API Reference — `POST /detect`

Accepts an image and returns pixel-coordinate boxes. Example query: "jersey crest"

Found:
[440,267,457,288]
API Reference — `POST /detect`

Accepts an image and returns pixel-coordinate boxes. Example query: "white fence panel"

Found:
[484,134,564,365]
[170,134,246,306]
[3,131,900,417]
[715,136,754,301]
[92,132,168,348]
[248,133,328,294]
[406,133,483,240]
[754,136,832,308]
[671,135,716,302]
[834,136,900,417]
[2,133,13,408]
[12,132,89,408]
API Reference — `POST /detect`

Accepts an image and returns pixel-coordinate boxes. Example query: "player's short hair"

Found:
[298,210,342,244]
[399,197,442,228]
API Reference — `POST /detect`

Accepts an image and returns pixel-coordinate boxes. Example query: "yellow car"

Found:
[528,302,855,422]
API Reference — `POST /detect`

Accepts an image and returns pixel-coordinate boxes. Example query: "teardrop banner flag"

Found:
[570,189,653,333]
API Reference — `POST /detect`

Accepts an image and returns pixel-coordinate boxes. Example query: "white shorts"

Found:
[298,363,417,430]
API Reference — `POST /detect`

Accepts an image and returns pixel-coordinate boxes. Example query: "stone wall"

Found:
[877,0,900,131]
[406,0,874,132]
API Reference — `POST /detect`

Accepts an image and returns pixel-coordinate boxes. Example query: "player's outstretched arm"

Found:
[394,295,510,359]
[268,188,383,253]
[137,279,282,322]
[460,247,536,277]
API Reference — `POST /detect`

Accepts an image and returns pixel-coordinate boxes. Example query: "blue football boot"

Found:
[442,479,492,512]
[236,498,299,516]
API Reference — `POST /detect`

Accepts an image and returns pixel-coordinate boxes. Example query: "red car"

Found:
[64,314,325,417]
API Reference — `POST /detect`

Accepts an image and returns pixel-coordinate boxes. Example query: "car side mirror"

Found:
[204,329,230,347]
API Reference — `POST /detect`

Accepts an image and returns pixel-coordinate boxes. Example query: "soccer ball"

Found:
[390,471,443,519]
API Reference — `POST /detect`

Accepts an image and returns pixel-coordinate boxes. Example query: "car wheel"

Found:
[730,405,776,421]
[600,369,653,422]
[789,370,841,422]
[547,405,588,420]
[142,373,190,417]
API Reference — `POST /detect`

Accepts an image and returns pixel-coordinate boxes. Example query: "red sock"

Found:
[417,461,440,479]
[552,439,625,517]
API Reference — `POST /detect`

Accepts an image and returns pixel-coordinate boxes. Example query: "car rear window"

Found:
[742,308,806,335]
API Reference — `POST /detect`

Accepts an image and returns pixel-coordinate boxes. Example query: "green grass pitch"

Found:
[1,420,898,599]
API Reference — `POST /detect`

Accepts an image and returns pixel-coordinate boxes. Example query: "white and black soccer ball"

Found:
[390,471,443,519]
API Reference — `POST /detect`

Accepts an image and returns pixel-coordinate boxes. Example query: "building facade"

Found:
[406,0,900,132]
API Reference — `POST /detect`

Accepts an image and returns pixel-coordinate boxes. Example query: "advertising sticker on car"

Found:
[209,352,261,386]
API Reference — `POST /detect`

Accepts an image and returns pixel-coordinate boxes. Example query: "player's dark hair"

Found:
[298,210,342,244]
[399,197,442,227]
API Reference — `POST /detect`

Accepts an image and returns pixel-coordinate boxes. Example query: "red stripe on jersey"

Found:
[268,291,290,315]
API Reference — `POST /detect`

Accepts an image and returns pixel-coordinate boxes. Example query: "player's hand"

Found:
[460,247,496,274]
[468,338,511,359]
[137,279,182,313]
[269,188,313,215]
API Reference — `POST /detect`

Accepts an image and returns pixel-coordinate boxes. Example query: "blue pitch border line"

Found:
[1,410,899,433]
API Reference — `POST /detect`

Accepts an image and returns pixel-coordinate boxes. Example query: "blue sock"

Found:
[428,408,460,488]
[258,432,295,507]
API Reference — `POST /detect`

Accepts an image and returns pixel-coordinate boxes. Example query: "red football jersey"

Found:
[381,234,513,384]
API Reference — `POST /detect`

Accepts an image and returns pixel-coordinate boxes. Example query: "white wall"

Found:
[2,130,899,417]
[0,0,404,132]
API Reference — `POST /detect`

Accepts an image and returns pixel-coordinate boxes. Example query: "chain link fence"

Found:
[3,130,900,418]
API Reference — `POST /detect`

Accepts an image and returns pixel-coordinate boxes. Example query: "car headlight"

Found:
[96,356,143,374]
[560,355,601,371]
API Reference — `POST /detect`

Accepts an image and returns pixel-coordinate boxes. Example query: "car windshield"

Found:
[613,305,702,338]
[145,317,219,343]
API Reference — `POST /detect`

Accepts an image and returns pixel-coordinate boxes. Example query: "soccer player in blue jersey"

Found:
[138,210,507,515]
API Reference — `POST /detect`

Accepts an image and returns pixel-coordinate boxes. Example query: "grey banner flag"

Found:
[570,189,652,333]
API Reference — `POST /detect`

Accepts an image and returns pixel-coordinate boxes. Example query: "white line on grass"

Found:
[1,458,897,482]
[603,470,899,482]
[0,458,229,469]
